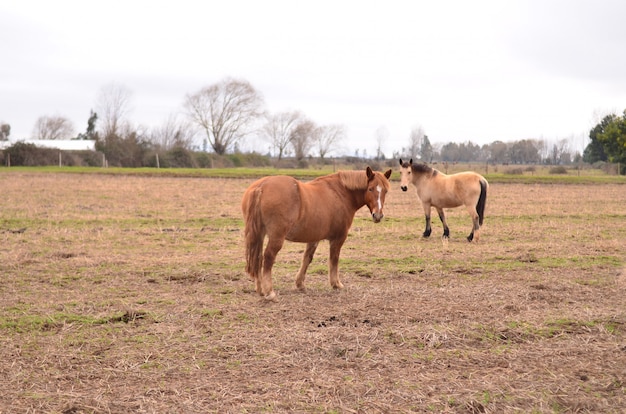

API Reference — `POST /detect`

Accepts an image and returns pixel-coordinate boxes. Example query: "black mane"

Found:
[411,162,435,175]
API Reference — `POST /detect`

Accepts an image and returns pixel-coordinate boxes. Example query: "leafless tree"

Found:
[290,119,316,161]
[316,124,345,159]
[150,114,196,150]
[31,115,76,140]
[408,126,425,159]
[375,126,389,160]
[536,138,549,161]
[96,83,133,139]
[549,138,571,164]
[0,123,10,140]
[262,111,303,160]
[184,78,264,155]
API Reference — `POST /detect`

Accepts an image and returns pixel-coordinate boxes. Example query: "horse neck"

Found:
[413,172,430,186]
[330,178,367,212]
[347,187,367,210]
[414,168,440,185]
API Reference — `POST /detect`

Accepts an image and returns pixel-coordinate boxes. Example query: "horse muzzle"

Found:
[372,212,384,223]
[400,186,408,192]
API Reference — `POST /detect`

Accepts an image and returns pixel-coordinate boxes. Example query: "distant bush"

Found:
[238,153,271,167]
[3,142,58,166]
[549,166,568,174]
[0,143,105,167]
[505,167,524,175]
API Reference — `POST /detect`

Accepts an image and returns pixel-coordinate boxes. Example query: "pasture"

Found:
[0,170,625,413]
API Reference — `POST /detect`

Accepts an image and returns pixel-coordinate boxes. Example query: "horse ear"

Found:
[366,166,374,181]
[384,169,392,179]
[409,158,413,165]
[398,159,403,166]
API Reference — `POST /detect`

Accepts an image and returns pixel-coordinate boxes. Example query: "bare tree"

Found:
[375,126,388,160]
[262,111,303,161]
[184,78,264,155]
[150,114,196,150]
[408,126,425,159]
[96,83,133,138]
[31,115,76,140]
[549,138,571,164]
[290,119,316,161]
[0,123,10,140]
[316,124,345,159]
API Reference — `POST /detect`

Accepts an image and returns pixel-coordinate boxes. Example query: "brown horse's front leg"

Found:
[328,238,346,289]
[295,241,319,291]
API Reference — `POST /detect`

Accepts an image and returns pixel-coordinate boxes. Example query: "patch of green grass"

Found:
[0,310,143,333]
[201,309,224,319]
[4,165,625,184]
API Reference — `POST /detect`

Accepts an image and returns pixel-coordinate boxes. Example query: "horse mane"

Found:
[337,170,390,191]
[412,163,438,176]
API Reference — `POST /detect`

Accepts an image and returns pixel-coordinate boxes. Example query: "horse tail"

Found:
[477,178,488,226]
[242,188,265,279]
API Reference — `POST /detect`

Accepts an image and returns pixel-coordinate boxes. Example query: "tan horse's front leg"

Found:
[436,207,450,238]
[422,202,433,238]
[295,241,319,291]
[261,237,284,301]
[328,238,346,289]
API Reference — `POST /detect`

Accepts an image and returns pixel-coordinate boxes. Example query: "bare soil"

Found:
[0,172,625,413]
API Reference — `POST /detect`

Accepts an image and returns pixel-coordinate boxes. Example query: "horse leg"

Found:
[295,241,319,291]
[328,237,347,289]
[466,206,480,242]
[436,207,450,238]
[260,236,284,301]
[422,203,432,238]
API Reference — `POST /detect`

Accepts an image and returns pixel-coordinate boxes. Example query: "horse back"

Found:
[421,171,484,208]
[244,175,302,220]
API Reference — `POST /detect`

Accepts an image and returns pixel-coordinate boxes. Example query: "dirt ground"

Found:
[0,171,625,413]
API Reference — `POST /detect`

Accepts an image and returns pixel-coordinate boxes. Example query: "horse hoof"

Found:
[332,282,345,290]
[264,291,277,301]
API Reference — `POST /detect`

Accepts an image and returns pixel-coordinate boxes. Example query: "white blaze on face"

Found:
[376,184,382,211]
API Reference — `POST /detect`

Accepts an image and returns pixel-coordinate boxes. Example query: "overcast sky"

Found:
[2,0,625,157]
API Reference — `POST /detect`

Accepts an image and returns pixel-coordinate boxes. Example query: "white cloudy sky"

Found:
[2,0,625,156]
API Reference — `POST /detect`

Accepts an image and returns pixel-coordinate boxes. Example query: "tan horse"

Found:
[242,167,392,300]
[399,159,488,242]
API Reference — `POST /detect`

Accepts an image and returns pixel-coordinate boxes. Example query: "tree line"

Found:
[393,135,579,166]
[1,77,624,171]
[1,78,345,167]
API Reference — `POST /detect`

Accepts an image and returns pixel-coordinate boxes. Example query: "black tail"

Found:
[477,179,487,226]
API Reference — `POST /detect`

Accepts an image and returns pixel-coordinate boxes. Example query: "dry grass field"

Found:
[1,170,625,413]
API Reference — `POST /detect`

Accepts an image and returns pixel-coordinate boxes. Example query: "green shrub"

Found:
[549,166,568,174]
[505,167,524,175]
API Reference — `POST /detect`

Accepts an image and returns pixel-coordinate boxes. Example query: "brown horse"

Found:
[399,159,488,242]
[241,167,392,300]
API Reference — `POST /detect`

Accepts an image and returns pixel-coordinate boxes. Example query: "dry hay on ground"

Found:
[0,172,624,413]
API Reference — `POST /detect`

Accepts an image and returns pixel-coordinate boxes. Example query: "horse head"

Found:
[365,166,392,223]
[398,158,413,192]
